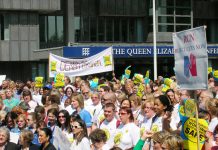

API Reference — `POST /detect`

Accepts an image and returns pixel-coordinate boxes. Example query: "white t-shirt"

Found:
[100,117,118,149]
[84,98,93,108]
[114,122,140,150]
[209,117,218,132]
[65,105,76,115]
[170,103,180,130]
[85,102,102,117]
[151,116,163,132]
[70,137,90,150]
[32,94,43,106]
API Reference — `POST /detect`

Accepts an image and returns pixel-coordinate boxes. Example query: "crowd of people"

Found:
[0,71,217,150]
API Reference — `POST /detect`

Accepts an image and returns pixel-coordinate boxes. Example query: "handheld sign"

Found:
[54,73,65,88]
[35,77,44,88]
[173,26,208,90]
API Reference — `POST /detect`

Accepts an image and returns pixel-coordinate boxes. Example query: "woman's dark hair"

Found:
[158,95,174,112]
[120,99,132,108]
[119,107,134,122]
[70,115,88,145]
[47,108,58,118]
[65,87,74,95]
[22,89,32,100]
[89,129,107,144]
[5,112,17,129]
[48,94,60,105]
[57,110,70,132]
[40,127,53,140]
[165,89,174,95]
[41,94,49,105]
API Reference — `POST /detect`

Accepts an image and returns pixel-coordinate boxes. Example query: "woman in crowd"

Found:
[27,112,39,145]
[22,89,38,112]
[204,98,218,150]
[70,115,90,150]
[5,111,17,130]
[38,127,56,150]
[11,114,27,134]
[19,129,39,150]
[129,94,143,126]
[71,94,92,134]
[89,128,110,150]
[57,109,70,132]
[0,126,20,150]
[161,134,184,150]
[151,95,174,132]
[114,107,140,149]
[140,99,156,134]
[120,99,131,108]
[3,88,20,110]
[57,109,73,142]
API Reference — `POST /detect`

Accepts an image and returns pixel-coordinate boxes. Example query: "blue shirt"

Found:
[79,109,92,127]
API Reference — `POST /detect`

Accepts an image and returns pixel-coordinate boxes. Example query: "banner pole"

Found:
[194,91,200,150]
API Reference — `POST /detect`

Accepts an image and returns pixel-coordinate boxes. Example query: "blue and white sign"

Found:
[63,45,218,58]
[173,26,208,90]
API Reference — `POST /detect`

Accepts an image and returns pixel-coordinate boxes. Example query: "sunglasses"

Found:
[118,112,127,115]
[71,125,81,129]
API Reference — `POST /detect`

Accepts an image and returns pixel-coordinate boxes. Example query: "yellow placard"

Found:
[184,99,196,118]
[54,73,65,87]
[51,61,57,71]
[35,77,43,88]
[183,118,208,150]
[103,55,112,66]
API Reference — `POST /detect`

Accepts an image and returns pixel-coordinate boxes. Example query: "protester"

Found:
[89,128,110,150]
[0,126,20,150]
[38,127,56,150]
[3,89,20,110]
[71,94,92,134]
[19,129,40,150]
[161,134,184,150]
[70,115,90,150]
[114,107,140,149]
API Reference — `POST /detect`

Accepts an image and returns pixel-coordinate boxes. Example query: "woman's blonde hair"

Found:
[20,129,34,144]
[162,135,184,150]
[205,98,218,116]
[152,130,170,144]
[72,94,84,109]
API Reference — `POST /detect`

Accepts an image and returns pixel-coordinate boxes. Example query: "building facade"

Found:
[1,0,218,81]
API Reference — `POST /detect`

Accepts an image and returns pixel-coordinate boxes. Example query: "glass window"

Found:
[121,19,128,42]
[176,25,191,32]
[81,16,90,41]
[90,17,97,41]
[10,14,19,25]
[114,18,120,41]
[74,17,81,42]
[39,15,64,48]
[129,18,136,42]
[158,16,174,23]
[48,16,56,42]
[20,13,28,25]
[39,16,47,43]
[176,8,191,15]
[56,16,64,42]
[98,17,105,41]
[4,14,9,40]
[176,17,191,24]
[158,25,174,32]
[106,18,113,41]
[29,14,38,25]
[0,15,4,40]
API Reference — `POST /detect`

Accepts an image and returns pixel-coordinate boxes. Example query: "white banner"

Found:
[173,26,208,90]
[49,47,114,77]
